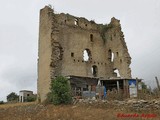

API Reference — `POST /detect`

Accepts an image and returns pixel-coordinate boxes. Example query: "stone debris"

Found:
[73,98,160,110]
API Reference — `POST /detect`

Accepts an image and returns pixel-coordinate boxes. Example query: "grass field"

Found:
[0,102,160,120]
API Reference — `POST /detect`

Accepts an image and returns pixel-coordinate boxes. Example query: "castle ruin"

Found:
[38,6,131,102]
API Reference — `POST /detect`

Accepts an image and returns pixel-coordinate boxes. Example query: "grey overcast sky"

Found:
[0,0,160,101]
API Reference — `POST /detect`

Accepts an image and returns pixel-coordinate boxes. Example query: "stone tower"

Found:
[38,6,131,102]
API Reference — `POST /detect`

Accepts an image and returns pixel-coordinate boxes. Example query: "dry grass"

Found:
[0,102,36,108]
[0,102,160,120]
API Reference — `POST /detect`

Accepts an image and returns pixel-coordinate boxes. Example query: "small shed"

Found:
[67,76,142,99]
[100,78,142,98]
[67,75,98,97]
[19,90,34,102]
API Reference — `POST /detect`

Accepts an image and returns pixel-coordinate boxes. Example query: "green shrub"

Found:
[26,96,36,102]
[0,101,4,104]
[48,76,72,105]
[45,92,53,104]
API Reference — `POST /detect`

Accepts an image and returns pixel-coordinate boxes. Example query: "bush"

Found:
[47,76,72,105]
[26,96,36,102]
[0,101,4,104]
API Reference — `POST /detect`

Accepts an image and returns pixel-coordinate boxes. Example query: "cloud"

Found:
[0,0,160,101]
[0,1,38,101]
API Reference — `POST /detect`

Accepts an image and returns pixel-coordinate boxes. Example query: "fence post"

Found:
[155,76,160,91]
[117,81,120,93]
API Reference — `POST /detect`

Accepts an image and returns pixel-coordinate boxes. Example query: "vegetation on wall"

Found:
[99,24,113,43]
[47,76,72,105]
[90,20,95,24]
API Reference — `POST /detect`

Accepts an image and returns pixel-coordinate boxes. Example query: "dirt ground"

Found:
[0,102,160,120]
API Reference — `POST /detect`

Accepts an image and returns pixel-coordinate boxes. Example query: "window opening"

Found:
[90,34,93,42]
[114,68,120,77]
[83,49,91,62]
[74,18,79,26]
[108,49,112,61]
[71,52,74,57]
[120,59,122,63]
[116,52,119,57]
[91,65,98,77]
[108,49,114,62]
[111,52,114,62]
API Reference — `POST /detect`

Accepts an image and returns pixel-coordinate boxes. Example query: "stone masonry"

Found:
[38,6,131,102]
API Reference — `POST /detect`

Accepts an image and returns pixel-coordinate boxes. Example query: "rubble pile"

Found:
[126,99,160,111]
[73,98,160,111]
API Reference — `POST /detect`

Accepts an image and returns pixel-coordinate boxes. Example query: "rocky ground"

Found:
[0,99,160,120]
[74,98,160,111]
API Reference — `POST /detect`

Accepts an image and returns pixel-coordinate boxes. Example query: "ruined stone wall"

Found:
[38,6,131,102]
[38,7,53,102]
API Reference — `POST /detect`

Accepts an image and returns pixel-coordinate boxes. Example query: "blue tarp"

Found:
[128,79,136,85]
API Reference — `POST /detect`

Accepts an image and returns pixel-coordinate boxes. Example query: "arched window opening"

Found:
[111,52,114,62]
[91,65,98,77]
[90,34,93,42]
[108,49,114,62]
[74,18,79,26]
[114,68,120,77]
[83,49,91,62]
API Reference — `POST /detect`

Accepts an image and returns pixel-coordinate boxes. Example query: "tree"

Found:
[141,82,147,89]
[47,76,72,105]
[7,92,19,102]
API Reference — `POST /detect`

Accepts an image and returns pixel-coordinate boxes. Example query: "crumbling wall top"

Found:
[110,17,121,27]
[41,6,123,32]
